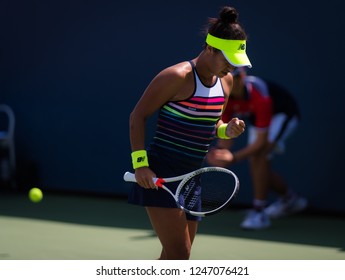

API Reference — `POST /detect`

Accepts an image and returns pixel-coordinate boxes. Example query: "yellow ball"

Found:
[29,188,43,203]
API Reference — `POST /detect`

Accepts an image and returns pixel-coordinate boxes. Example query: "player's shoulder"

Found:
[220,73,233,97]
[159,61,193,79]
[222,72,233,84]
[148,61,193,96]
[152,61,194,89]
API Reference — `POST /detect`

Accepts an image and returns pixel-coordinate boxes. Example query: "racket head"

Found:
[175,167,239,217]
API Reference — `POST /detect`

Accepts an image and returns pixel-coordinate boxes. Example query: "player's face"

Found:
[212,49,236,77]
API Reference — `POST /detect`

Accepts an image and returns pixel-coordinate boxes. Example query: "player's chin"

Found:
[217,71,229,78]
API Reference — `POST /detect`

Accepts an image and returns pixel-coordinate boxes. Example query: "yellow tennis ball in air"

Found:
[29,188,43,203]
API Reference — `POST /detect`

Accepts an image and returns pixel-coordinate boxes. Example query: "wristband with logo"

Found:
[217,123,231,139]
[131,150,149,169]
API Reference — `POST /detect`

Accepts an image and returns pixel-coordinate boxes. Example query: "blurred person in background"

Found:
[206,67,308,230]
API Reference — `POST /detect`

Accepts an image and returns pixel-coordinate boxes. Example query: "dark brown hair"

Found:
[205,6,247,40]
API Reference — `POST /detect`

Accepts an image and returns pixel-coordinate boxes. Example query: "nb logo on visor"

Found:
[238,44,246,50]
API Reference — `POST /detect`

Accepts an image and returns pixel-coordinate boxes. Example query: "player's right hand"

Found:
[135,167,157,189]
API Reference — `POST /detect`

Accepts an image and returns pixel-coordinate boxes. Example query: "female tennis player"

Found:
[206,67,308,230]
[127,6,250,259]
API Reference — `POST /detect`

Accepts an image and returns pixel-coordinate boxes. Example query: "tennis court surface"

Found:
[0,190,344,260]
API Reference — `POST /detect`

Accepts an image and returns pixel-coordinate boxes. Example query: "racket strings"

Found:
[179,171,236,213]
[178,177,200,210]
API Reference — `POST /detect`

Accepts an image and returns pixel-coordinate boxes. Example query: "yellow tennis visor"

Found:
[206,33,252,68]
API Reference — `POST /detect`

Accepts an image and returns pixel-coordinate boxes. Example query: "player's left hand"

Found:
[226,117,245,138]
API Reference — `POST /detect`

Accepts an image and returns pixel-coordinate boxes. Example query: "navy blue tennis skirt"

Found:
[128,145,203,221]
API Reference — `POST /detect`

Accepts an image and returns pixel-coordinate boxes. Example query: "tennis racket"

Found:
[123,166,239,217]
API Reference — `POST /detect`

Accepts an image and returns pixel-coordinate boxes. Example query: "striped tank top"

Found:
[151,61,225,161]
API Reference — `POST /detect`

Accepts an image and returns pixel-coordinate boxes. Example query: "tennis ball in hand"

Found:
[28,188,43,203]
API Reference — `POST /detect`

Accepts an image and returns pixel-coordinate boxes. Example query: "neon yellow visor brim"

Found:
[206,33,252,68]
